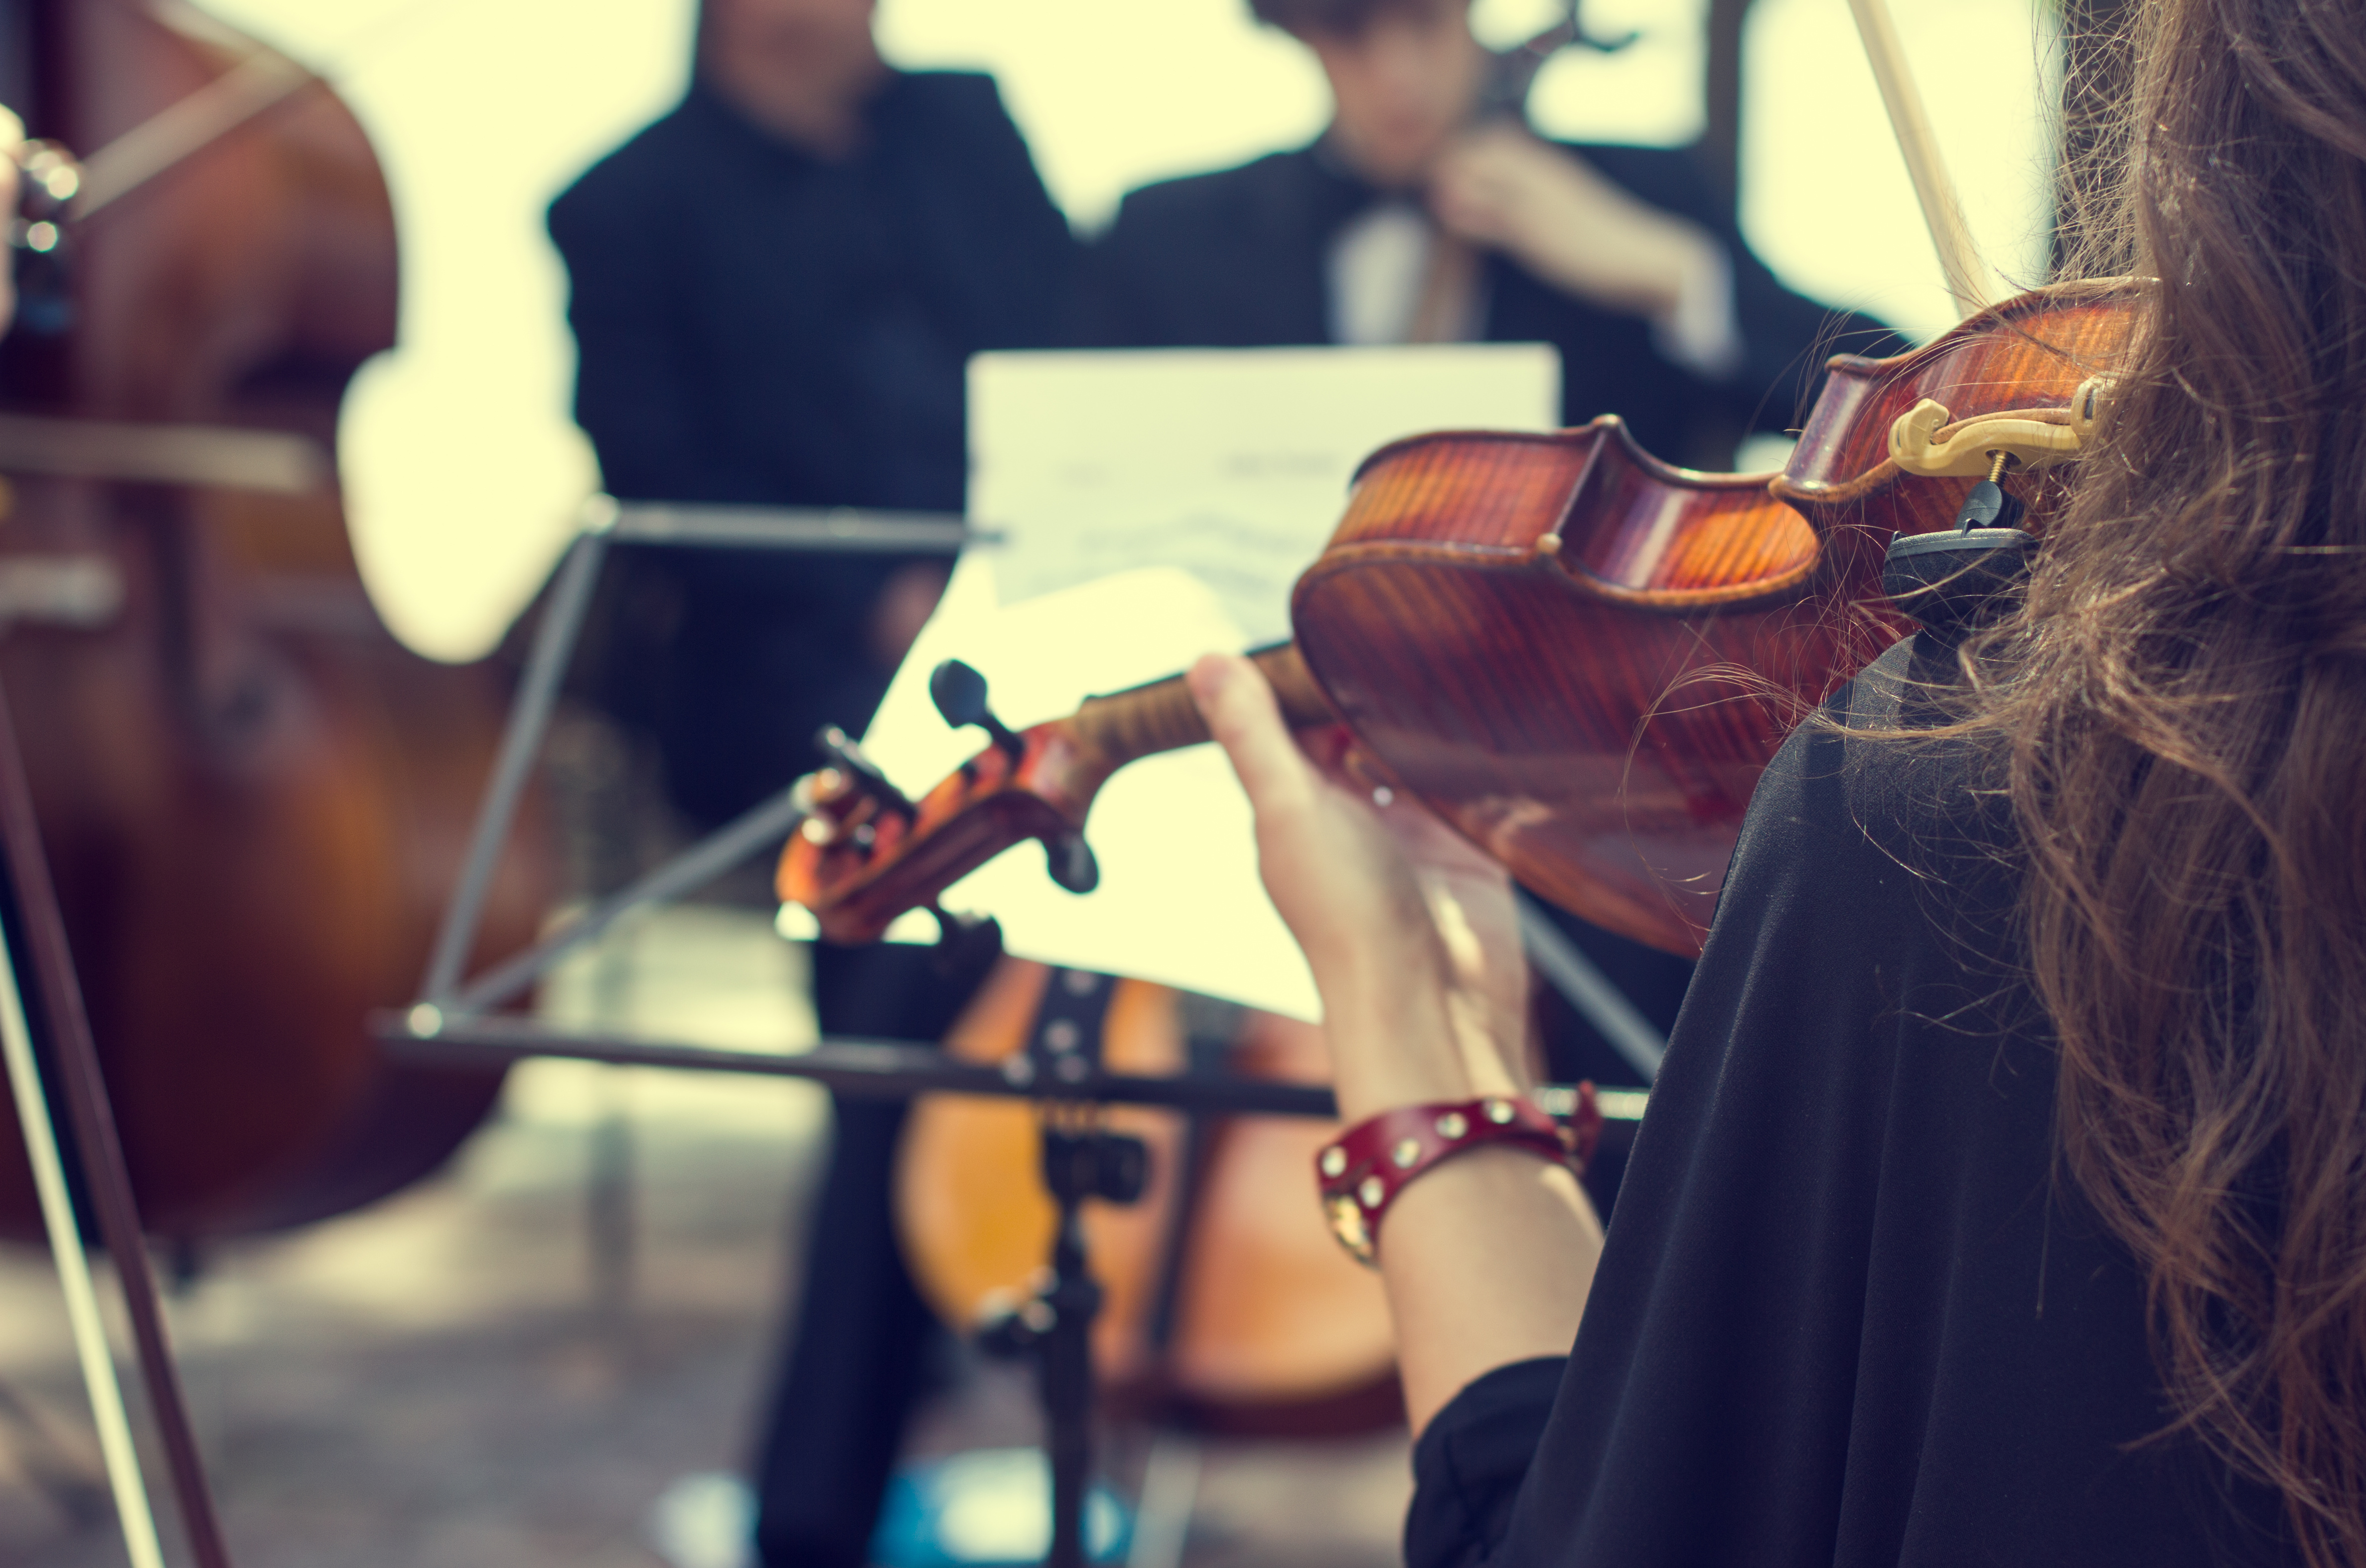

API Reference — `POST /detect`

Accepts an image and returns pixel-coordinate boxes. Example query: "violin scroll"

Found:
[777,644,1333,942]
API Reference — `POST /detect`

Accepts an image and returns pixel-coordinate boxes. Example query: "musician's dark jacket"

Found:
[1074,139,1902,465]
[1407,635,2294,1568]
[548,73,1071,1568]
[548,71,1075,825]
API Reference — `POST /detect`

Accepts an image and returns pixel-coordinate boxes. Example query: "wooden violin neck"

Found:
[1066,643,1333,774]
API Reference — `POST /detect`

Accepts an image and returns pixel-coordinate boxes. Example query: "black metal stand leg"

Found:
[1040,1165,1101,1568]
[977,1114,1145,1568]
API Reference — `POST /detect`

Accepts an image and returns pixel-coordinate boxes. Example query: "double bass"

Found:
[0,0,551,1246]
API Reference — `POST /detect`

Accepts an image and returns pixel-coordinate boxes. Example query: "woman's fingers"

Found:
[1188,653,1317,820]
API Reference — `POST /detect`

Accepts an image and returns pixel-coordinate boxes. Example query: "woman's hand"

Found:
[1189,650,1604,1434]
[1429,124,1721,323]
[1186,651,1530,1122]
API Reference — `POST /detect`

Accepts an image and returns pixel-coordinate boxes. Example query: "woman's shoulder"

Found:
[1767,634,2007,851]
[1704,633,2018,969]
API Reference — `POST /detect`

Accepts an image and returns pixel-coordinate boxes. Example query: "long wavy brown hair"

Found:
[1958,0,2366,1560]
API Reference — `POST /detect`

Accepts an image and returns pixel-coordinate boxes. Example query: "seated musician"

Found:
[1183,0,2360,1562]
[1079,0,1893,462]
[546,3,1074,1564]
[1079,0,1904,1085]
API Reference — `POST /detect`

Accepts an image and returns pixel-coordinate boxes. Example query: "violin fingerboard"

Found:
[1253,644,1337,728]
[1071,676,1210,769]
[1068,645,1337,771]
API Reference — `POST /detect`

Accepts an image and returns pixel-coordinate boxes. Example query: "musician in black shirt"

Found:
[549,4,1074,1564]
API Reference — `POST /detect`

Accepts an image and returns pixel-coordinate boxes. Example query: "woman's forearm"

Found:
[1323,987,1604,1435]
[1380,1149,1602,1434]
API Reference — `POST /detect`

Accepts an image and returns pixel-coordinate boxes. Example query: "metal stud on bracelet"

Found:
[1313,1086,1601,1267]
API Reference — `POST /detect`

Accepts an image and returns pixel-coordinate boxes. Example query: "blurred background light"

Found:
[192,0,2056,661]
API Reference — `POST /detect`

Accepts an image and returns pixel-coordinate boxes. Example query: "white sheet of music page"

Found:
[853,345,1560,1020]
[972,345,1560,645]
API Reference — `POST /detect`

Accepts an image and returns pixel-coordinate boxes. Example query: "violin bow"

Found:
[0,920,171,1568]
[0,678,234,1568]
[1844,0,2004,317]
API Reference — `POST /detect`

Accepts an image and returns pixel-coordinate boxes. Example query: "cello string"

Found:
[0,911,168,1568]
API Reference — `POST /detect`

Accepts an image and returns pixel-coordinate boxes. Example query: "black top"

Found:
[1406,636,2295,1568]
[1075,141,1903,463]
[547,73,1075,824]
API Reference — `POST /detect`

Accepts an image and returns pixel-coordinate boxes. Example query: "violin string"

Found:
[0,912,168,1568]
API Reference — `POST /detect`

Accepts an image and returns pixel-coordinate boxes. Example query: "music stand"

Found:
[379,498,1652,1568]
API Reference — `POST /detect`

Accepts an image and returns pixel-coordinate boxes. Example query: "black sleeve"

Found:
[1406,1357,1568,1568]
[547,168,774,502]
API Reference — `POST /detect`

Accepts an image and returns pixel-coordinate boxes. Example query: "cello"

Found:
[0,0,552,1246]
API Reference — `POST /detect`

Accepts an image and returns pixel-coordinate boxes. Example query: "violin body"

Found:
[1300,280,2134,951]
[0,0,552,1240]
[782,280,2137,957]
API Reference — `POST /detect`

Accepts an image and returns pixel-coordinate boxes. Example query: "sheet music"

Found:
[856,346,1561,1019]
[970,346,1561,645]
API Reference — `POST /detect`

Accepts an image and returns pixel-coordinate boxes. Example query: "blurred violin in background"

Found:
[0,0,552,1251]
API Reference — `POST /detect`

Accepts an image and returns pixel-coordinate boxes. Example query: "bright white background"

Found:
[191,0,2061,660]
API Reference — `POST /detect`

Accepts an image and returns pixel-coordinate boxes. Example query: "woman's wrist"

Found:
[1320,992,1477,1123]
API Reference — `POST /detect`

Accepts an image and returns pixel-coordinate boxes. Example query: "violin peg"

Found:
[930,659,1027,760]
[929,659,992,727]
[810,725,914,817]
[1043,831,1099,894]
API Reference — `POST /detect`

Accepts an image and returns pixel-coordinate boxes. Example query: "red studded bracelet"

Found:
[1315,1087,1601,1266]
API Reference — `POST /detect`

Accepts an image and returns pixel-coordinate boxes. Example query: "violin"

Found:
[779,279,2135,958]
[0,0,552,1244]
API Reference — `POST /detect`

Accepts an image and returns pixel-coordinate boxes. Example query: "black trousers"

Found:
[751,939,995,1568]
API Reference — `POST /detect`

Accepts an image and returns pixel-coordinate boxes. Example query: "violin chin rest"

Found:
[1881,526,2038,637]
